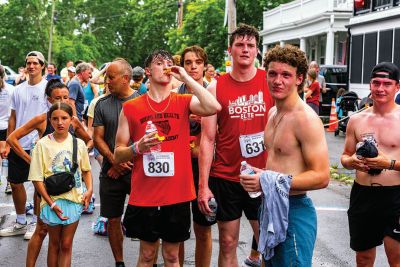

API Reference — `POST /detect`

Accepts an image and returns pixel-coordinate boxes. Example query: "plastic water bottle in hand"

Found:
[1,159,8,180]
[240,161,261,198]
[145,121,161,152]
[205,198,217,222]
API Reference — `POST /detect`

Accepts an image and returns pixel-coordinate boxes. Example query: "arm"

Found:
[69,83,79,117]
[340,117,369,172]
[171,67,221,116]
[6,114,46,164]
[114,110,155,164]
[1,110,16,158]
[90,65,108,85]
[93,125,115,165]
[69,99,77,118]
[71,117,93,149]
[197,83,218,214]
[90,83,99,98]
[290,115,330,191]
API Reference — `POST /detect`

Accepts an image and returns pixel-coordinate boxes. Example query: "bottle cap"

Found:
[210,197,215,202]
[241,161,247,165]
[147,121,152,124]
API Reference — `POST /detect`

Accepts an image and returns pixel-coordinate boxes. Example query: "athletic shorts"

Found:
[266,194,317,267]
[191,159,215,226]
[123,201,191,243]
[99,171,131,218]
[209,176,261,221]
[0,129,6,141]
[348,182,400,251]
[8,149,30,184]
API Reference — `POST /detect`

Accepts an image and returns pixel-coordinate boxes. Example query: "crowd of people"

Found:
[0,22,399,267]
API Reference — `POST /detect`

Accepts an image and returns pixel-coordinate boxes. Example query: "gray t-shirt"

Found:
[68,78,85,121]
[93,92,137,172]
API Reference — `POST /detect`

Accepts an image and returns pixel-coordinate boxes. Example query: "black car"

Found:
[319,65,348,117]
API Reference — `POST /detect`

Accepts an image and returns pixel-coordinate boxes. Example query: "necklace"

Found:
[273,111,287,130]
[146,94,171,113]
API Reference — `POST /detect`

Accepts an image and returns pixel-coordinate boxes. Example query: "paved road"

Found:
[0,132,389,266]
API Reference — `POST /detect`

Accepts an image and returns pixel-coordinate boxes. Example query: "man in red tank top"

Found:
[113,50,221,266]
[198,24,274,267]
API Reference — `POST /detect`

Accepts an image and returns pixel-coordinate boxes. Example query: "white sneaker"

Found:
[24,222,36,240]
[0,221,27,237]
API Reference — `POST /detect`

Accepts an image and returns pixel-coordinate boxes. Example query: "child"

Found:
[336,88,346,119]
[28,102,92,267]
[305,69,321,115]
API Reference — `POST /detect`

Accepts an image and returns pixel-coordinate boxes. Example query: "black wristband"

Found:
[389,159,396,170]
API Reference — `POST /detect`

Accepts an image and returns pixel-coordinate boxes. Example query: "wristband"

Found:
[50,202,56,210]
[131,143,137,156]
[135,142,142,154]
[389,159,396,170]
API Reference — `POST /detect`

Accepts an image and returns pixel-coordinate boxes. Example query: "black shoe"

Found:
[116,262,125,267]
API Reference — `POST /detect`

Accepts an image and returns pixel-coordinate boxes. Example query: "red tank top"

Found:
[211,69,274,182]
[123,92,196,206]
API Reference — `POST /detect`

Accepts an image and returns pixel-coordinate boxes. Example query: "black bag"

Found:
[45,136,78,195]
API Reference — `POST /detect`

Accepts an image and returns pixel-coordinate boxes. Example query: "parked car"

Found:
[3,66,18,85]
[319,65,348,117]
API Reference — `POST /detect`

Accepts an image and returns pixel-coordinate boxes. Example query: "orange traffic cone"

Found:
[326,98,338,132]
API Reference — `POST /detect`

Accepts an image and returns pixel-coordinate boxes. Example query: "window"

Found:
[373,0,391,10]
[350,35,363,83]
[363,32,377,83]
[394,29,400,68]
[379,30,393,62]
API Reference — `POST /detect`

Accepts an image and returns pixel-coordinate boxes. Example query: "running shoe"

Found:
[4,182,12,194]
[24,222,36,240]
[25,202,34,215]
[0,221,27,237]
[243,256,261,267]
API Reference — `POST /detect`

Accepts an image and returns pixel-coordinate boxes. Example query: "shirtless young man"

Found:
[341,62,400,267]
[114,50,220,267]
[240,45,330,266]
[198,24,274,267]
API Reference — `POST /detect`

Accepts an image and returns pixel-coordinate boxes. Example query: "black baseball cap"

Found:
[371,62,399,82]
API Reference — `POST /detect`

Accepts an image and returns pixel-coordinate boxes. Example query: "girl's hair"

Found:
[45,79,68,97]
[0,65,5,92]
[308,69,317,81]
[49,102,73,118]
[337,88,346,98]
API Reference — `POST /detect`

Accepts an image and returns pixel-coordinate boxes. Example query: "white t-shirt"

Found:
[11,79,48,150]
[0,83,15,130]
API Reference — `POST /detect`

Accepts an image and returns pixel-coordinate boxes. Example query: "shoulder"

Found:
[292,102,323,131]
[96,94,113,106]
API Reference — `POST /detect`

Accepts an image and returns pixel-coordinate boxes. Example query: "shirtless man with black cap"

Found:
[341,62,400,267]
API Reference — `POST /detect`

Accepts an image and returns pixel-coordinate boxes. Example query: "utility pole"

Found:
[48,0,56,64]
[178,0,183,29]
[227,0,236,37]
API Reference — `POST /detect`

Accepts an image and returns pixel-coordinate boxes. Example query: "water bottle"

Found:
[145,121,161,152]
[240,161,262,198]
[205,198,217,222]
[2,159,8,180]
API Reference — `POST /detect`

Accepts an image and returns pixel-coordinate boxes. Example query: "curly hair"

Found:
[229,23,259,47]
[263,45,308,89]
[144,50,173,68]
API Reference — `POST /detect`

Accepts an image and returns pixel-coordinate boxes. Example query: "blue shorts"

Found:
[41,199,83,226]
[265,195,317,267]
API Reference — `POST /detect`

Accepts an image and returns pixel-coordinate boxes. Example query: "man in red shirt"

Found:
[198,24,274,267]
[114,50,220,266]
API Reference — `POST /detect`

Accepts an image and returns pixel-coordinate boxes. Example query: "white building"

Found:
[260,0,353,66]
[347,0,400,98]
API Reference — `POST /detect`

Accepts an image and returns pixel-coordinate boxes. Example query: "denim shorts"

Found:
[265,195,317,267]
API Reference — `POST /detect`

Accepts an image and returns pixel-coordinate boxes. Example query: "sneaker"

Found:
[23,222,36,240]
[4,182,12,194]
[0,221,27,237]
[25,202,34,215]
[243,256,261,267]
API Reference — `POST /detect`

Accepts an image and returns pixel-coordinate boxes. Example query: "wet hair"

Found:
[0,65,5,91]
[308,69,317,81]
[144,50,173,68]
[229,23,260,47]
[76,62,93,74]
[180,46,208,67]
[263,45,309,90]
[45,79,69,97]
[112,57,133,79]
[49,102,73,118]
